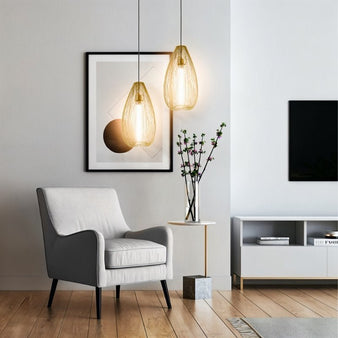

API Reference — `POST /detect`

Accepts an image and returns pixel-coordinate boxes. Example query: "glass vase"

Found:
[185,176,200,223]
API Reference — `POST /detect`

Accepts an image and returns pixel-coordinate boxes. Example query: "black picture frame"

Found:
[86,52,173,172]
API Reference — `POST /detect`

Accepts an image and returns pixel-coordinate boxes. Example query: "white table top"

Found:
[168,221,216,226]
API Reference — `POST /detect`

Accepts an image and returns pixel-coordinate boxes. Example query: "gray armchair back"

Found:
[39,187,129,237]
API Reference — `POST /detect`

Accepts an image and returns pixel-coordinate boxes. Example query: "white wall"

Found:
[231,0,338,216]
[0,0,230,289]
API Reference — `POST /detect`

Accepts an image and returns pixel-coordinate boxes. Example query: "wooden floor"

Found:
[0,287,337,337]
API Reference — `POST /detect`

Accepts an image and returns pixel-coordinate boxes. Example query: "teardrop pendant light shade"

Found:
[164,45,198,110]
[121,0,156,148]
[122,82,156,147]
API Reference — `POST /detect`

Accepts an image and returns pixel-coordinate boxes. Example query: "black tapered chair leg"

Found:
[47,279,58,308]
[160,280,172,309]
[96,287,102,319]
[116,285,120,299]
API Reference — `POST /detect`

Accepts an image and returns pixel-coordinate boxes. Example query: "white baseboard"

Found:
[0,275,232,291]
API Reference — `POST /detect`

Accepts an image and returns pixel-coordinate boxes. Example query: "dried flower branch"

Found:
[177,122,226,220]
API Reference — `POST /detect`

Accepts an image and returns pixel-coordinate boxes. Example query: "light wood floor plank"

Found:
[259,289,320,318]
[116,291,146,338]
[156,290,205,338]
[177,291,235,337]
[0,291,47,338]
[323,288,338,298]
[299,289,338,311]
[242,289,294,317]
[280,289,338,317]
[219,290,269,318]
[321,288,338,299]
[0,291,28,334]
[207,291,243,318]
[135,291,176,337]
[88,290,118,338]
[205,291,244,337]
[28,291,72,338]
[57,291,92,337]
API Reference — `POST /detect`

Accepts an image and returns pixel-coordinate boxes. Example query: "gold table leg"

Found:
[204,225,208,277]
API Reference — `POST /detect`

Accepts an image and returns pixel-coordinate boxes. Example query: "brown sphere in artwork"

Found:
[103,119,133,153]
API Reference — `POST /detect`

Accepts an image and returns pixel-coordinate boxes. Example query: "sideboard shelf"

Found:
[231,216,338,290]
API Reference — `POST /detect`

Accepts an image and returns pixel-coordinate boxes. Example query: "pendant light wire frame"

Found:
[163,0,198,110]
[137,0,140,93]
[180,0,182,47]
[122,0,156,148]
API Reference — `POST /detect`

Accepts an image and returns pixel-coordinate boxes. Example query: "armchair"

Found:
[37,187,173,319]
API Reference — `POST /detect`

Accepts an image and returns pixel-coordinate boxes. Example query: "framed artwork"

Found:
[86,52,173,171]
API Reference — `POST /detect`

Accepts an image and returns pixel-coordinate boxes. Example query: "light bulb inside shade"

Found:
[164,45,198,110]
[176,65,186,106]
[122,82,156,147]
[135,102,144,145]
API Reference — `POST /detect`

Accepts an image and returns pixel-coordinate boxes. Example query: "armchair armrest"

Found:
[125,226,173,279]
[48,230,106,287]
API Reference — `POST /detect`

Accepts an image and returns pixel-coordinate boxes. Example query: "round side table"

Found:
[168,221,216,299]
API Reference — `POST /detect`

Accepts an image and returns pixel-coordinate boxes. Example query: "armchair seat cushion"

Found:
[104,238,166,269]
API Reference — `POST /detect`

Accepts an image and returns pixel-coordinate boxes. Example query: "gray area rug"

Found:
[229,318,338,338]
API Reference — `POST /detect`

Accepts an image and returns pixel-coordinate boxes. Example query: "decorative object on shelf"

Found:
[86,52,172,171]
[308,237,338,246]
[164,0,198,110]
[177,122,226,222]
[256,237,290,245]
[122,0,156,148]
[325,231,338,239]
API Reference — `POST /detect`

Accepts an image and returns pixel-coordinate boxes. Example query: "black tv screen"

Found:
[289,100,338,181]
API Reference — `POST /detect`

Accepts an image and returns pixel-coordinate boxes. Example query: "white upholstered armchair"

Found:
[37,187,173,319]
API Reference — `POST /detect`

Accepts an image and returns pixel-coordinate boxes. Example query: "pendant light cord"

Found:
[137,0,140,87]
[180,0,182,46]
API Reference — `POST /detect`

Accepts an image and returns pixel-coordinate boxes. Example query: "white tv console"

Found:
[231,216,338,290]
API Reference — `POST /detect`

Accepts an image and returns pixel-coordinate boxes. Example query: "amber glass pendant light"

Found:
[122,0,156,147]
[164,0,198,110]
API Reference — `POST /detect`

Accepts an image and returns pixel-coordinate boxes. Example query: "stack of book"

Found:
[256,236,289,245]
[308,238,338,246]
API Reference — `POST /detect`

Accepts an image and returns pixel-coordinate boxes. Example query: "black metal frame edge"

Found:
[85,52,173,172]
[288,100,292,181]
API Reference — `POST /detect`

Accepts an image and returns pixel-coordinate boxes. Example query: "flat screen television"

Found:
[289,100,338,181]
